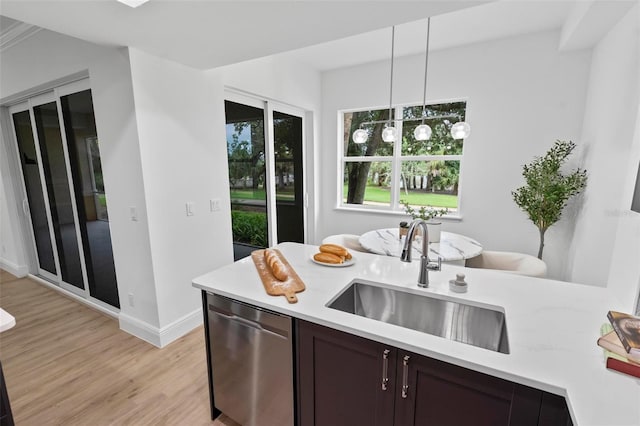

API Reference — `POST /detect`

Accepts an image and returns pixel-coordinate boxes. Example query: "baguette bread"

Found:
[313,252,344,264]
[264,249,288,281]
[319,243,351,259]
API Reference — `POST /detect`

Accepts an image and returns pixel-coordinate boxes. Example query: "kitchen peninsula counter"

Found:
[193,242,640,426]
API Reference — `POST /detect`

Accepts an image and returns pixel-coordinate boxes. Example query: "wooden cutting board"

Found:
[251,249,305,303]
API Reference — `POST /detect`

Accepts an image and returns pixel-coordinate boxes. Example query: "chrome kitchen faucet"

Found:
[400,220,442,288]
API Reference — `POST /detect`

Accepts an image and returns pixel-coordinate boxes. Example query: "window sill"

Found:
[334,205,463,222]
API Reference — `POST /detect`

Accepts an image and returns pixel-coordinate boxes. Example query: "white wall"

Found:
[121,51,322,342]
[319,30,591,280]
[127,48,234,335]
[572,6,640,309]
[0,30,161,335]
[0,149,26,276]
[568,5,640,289]
[608,104,640,310]
[0,98,28,277]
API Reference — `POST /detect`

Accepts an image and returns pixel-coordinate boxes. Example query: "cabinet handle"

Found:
[401,355,410,398]
[381,349,390,390]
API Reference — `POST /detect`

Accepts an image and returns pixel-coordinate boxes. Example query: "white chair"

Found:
[465,250,547,278]
[321,234,369,253]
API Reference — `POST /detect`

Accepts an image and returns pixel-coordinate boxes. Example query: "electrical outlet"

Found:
[128,293,134,307]
[210,198,221,212]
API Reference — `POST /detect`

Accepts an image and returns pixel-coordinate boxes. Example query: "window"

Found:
[341,101,466,214]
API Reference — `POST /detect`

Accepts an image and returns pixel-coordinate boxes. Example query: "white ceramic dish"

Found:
[310,255,356,268]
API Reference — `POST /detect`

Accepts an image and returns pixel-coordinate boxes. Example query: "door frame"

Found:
[224,89,308,246]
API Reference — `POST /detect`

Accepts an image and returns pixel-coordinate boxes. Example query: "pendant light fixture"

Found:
[352,26,397,144]
[351,19,470,144]
[352,128,368,144]
[414,17,432,141]
[381,26,397,143]
[414,17,470,141]
[451,121,471,139]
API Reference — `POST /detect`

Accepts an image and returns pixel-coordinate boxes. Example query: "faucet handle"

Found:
[427,256,442,271]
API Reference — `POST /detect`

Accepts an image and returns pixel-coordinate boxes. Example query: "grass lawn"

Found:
[230,186,457,208]
[344,185,458,208]
[230,188,294,201]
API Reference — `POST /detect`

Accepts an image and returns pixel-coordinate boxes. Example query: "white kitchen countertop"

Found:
[0,308,16,333]
[192,242,640,426]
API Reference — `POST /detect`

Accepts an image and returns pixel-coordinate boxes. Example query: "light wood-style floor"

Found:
[0,270,240,426]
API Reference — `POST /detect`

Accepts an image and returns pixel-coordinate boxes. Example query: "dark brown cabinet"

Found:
[0,361,14,426]
[297,320,396,426]
[296,320,571,426]
[394,351,541,426]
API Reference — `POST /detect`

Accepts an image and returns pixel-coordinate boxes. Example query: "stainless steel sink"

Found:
[326,279,510,354]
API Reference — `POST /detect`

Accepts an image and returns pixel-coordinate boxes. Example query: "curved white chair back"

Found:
[465,250,547,278]
[321,234,369,253]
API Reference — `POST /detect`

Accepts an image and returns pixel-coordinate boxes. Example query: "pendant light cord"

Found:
[388,26,395,126]
[421,17,431,122]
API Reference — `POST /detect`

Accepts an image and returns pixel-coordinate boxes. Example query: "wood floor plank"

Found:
[0,271,240,425]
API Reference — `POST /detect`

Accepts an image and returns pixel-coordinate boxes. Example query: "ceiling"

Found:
[0,1,636,71]
[0,0,489,69]
[276,0,575,71]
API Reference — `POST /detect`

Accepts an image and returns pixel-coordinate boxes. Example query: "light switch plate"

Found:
[210,198,221,212]
[130,206,138,221]
[186,202,195,216]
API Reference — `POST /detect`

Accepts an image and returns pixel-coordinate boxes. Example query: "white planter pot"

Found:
[427,222,441,243]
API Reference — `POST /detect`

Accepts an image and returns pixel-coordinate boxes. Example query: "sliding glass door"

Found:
[225,100,269,258]
[224,94,306,260]
[12,110,58,279]
[273,110,304,243]
[9,79,119,309]
[33,100,85,290]
[60,89,118,307]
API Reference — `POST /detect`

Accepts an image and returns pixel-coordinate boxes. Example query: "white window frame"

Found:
[338,100,467,218]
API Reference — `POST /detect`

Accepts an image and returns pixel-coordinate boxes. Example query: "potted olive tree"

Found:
[400,200,448,242]
[512,140,587,259]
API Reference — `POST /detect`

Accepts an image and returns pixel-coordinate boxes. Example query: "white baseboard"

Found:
[22,273,203,349]
[119,308,203,348]
[159,308,203,347]
[0,258,28,278]
[27,274,118,319]
[119,313,163,347]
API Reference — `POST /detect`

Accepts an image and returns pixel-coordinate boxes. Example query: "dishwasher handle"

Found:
[209,304,289,339]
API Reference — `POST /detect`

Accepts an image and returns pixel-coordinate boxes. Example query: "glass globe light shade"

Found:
[451,122,471,139]
[352,128,368,144]
[413,124,432,141]
[381,126,397,143]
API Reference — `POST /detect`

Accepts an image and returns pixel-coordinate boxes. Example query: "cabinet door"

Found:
[539,392,573,426]
[0,361,14,426]
[394,351,542,426]
[297,320,396,426]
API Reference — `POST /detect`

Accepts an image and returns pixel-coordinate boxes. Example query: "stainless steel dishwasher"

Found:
[206,293,294,426]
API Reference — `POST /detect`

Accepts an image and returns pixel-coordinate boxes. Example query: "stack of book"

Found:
[597,311,640,378]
